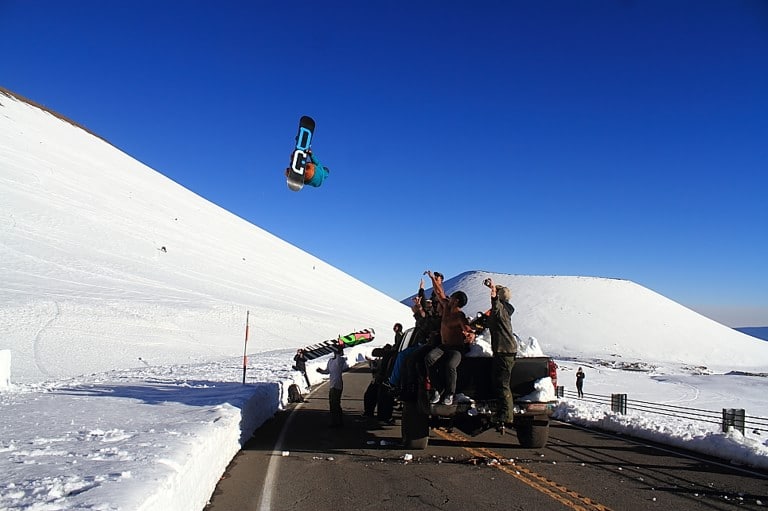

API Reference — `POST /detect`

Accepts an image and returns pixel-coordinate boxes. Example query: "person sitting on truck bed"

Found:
[484,277,518,429]
[384,281,442,392]
[410,275,443,346]
[424,270,475,406]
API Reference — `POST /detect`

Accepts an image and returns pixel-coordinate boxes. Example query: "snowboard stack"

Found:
[300,328,376,360]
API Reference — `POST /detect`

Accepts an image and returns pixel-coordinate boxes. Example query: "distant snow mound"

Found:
[403,270,768,371]
[518,335,544,357]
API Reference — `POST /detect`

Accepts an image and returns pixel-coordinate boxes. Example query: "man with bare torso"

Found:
[423,270,475,406]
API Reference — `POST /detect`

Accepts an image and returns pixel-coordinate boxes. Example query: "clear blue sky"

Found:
[2,1,767,325]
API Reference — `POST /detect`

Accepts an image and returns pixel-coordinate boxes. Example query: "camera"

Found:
[470,311,489,332]
[483,278,492,287]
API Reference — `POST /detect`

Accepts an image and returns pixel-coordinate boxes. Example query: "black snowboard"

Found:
[286,115,315,191]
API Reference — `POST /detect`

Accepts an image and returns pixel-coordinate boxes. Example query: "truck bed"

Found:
[455,356,552,402]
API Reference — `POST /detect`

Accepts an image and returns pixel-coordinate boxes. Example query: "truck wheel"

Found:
[401,401,429,449]
[514,417,549,448]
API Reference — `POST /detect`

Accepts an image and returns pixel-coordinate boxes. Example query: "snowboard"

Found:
[300,328,376,360]
[286,115,315,192]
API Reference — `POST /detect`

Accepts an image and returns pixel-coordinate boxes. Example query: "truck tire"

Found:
[514,416,549,448]
[401,401,429,449]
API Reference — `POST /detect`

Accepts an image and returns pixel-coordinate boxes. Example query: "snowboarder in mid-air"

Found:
[285,149,329,188]
[285,115,330,191]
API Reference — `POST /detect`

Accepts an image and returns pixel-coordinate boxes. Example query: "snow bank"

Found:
[518,377,557,402]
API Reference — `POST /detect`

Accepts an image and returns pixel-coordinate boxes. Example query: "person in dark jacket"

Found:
[363,342,397,420]
[293,349,311,390]
[484,277,518,429]
[393,323,404,347]
[576,367,585,398]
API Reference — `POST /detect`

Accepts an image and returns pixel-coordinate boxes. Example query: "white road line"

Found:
[258,385,318,511]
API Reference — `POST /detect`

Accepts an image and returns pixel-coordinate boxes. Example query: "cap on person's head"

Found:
[450,291,468,308]
[434,272,444,280]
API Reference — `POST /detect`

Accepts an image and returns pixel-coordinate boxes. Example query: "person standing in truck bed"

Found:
[484,277,518,430]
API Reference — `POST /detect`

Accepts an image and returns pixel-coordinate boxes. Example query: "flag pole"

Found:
[242,310,250,384]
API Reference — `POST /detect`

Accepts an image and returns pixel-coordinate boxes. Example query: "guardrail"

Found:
[556,386,768,435]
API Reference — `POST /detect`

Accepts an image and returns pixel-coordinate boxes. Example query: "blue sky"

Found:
[2,1,767,325]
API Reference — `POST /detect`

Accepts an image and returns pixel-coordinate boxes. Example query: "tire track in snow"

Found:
[32,301,60,378]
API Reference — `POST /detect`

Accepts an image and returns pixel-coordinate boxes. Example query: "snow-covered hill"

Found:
[408,272,768,372]
[0,88,414,383]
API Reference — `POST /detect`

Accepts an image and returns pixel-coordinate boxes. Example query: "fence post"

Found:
[242,310,250,384]
[556,386,564,398]
[611,393,627,414]
[722,408,745,434]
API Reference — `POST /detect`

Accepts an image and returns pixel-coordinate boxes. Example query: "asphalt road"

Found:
[206,365,768,511]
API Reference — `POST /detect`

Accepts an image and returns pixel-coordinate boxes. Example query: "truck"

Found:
[390,327,559,450]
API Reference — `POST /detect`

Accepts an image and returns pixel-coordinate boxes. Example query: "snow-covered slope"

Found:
[0,89,414,383]
[407,271,768,372]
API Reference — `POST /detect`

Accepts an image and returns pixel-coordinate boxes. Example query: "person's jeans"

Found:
[389,345,418,386]
[424,346,462,395]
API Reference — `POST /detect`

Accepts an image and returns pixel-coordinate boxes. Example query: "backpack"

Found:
[288,383,304,403]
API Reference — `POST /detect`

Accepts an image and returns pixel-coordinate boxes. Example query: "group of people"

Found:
[292,271,589,429]
[383,270,519,429]
[420,270,475,406]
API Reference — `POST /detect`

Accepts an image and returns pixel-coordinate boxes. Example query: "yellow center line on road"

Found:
[432,428,613,511]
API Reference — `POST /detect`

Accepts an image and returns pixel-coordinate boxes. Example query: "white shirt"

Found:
[326,354,348,390]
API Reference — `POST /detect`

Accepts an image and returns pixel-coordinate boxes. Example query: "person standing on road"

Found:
[318,342,348,427]
[293,349,311,390]
[576,367,585,398]
[484,277,517,431]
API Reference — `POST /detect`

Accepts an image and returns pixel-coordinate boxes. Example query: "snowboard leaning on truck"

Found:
[286,115,315,192]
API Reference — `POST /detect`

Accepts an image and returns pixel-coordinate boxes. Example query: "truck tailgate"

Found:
[455,356,553,401]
